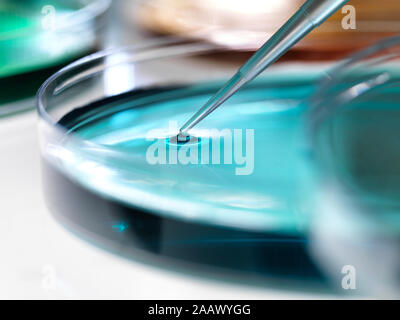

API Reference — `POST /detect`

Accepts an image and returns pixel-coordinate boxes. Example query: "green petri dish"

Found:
[0,0,109,116]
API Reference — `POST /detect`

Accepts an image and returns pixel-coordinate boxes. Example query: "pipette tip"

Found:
[168,132,200,145]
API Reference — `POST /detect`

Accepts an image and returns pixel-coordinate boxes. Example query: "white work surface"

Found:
[0,110,338,300]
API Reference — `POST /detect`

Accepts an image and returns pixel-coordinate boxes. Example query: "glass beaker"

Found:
[309,36,400,298]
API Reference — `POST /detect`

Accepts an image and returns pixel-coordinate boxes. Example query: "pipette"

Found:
[179,0,349,134]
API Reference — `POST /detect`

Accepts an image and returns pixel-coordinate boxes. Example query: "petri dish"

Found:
[38,41,330,288]
[0,0,110,116]
[308,36,400,297]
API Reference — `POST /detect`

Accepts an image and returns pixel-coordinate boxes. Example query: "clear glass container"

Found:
[309,36,400,298]
[0,0,110,116]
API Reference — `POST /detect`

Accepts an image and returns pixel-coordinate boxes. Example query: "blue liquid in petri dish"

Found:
[43,76,328,284]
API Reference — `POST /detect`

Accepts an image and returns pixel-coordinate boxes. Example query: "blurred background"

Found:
[1,0,400,299]
[135,0,400,55]
[2,0,400,115]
